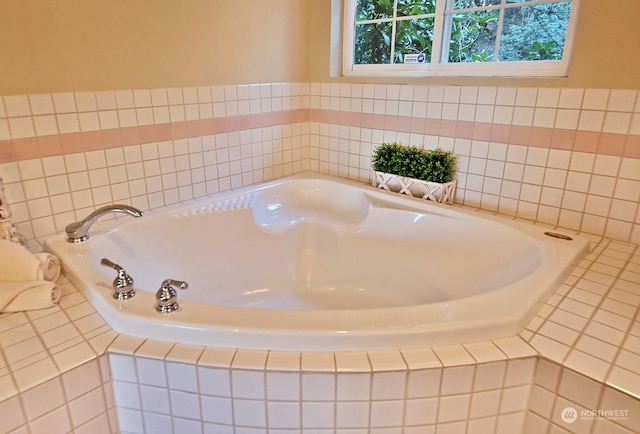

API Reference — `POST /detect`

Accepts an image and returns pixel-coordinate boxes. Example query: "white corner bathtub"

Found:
[45,172,588,351]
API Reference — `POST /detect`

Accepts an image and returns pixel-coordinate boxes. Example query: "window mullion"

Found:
[390,0,398,64]
[342,0,355,72]
[432,0,449,64]
[493,0,506,62]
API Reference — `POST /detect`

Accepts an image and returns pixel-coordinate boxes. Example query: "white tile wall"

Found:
[0,83,311,248]
[0,356,115,434]
[526,359,640,434]
[307,83,640,244]
[98,342,541,433]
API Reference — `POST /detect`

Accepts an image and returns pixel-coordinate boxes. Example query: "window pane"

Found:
[397,0,437,17]
[451,0,501,10]
[355,22,393,64]
[499,2,571,61]
[346,0,578,77]
[394,18,435,63]
[448,10,498,62]
[356,0,394,21]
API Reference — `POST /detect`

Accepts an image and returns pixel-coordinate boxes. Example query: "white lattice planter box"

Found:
[372,171,457,205]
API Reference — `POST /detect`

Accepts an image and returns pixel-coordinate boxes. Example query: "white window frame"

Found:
[342,0,581,78]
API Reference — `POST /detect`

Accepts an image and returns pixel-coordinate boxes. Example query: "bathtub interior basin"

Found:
[45,172,589,351]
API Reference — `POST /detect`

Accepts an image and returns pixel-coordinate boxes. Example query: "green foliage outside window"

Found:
[355,22,393,64]
[499,3,571,61]
[394,18,435,63]
[448,10,498,63]
[353,0,572,65]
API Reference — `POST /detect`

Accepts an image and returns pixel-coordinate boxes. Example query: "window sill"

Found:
[343,60,570,78]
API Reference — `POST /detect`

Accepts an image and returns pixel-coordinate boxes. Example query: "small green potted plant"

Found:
[371,143,457,204]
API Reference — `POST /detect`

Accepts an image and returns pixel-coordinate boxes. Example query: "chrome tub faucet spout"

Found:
[65,204,143,243]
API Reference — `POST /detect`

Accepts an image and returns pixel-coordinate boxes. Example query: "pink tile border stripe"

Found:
[310,108,640,159]
[2,106,639,164]
[0,109,309,164]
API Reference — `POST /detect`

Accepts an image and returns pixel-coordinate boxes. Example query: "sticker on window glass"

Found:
[404,53,426,63]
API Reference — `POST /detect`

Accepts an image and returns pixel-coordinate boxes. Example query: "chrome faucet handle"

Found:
[101,258,136,300]
[155,279,189,314]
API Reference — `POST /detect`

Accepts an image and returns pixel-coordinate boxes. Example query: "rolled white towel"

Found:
[0,281,61,313]
[34,252,61,282]
[0,240,61,282]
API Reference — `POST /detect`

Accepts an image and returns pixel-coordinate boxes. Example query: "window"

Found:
[343,0,580,77]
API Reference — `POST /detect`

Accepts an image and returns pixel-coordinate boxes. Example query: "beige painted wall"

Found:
[1,0,638,94]
[309,0,640,89]
[0,0,309,94]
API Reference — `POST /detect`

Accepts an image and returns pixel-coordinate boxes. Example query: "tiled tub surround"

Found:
[0,229,638,433]
[0,278,118,434]
[0,82,638,432]
[0,83,639,248]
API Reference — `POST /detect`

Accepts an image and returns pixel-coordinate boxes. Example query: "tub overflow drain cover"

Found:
[544,232,573,241]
